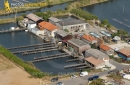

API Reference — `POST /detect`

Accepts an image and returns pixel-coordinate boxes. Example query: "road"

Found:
[48,59,130,85]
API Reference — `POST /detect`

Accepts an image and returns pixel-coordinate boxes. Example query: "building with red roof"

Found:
[85,56,105,69]
[99,44,114,55]
[81,34,97,44]
[38,21,59,38]
[117,48,130,60]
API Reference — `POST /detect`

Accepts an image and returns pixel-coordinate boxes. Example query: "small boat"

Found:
[25,30,28,32]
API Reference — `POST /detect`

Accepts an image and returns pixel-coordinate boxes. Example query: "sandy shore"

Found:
[0,54,42,85]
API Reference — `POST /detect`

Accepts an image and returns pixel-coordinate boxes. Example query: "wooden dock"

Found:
[22,48,58,55]
[0,29,26,33]
[75,66,89,69]
[13,46,57,54]
[7,42,55,50]
[66,58,79,62]
[31,53,70,63]
[64,63,86,69]
[34,53,67,60]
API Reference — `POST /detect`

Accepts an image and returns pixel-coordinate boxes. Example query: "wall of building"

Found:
[62,23,88,32]
[51,29,58,38]
[100,49,114,55]
[95,62,105,69]
[27,23,36,29]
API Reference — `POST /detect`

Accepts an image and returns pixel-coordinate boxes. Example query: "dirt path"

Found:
[0,54,42,85]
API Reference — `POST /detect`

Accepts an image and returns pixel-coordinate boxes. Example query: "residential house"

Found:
[117,48,130,60]
[67,39,91,57]
[85,56,105,69]
[26,13,44,23]
[55,30,72,42]
[85,48,109,62]
[99,44,114,55]
[81,34,97,44]
[38,21,59,38]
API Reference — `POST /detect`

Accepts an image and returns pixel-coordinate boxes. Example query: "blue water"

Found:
[0,16,79,74]
[0,0,71,19]
[82,0,130,33]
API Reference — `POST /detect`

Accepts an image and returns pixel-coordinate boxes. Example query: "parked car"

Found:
[80,71,88,77]
[56,82,64,85]
[88,75,99,81]
[51,77,59,82]
[123,74,130,80]
[71,74,77,79]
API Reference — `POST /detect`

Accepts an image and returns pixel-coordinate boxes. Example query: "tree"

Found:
[89,78,105,85]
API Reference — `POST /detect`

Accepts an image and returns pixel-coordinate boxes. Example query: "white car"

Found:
[71,74,77,79]
[56,82,64,85]
[123,74,130,80]
[80,71,88,77]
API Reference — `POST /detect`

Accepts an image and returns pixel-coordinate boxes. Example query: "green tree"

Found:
[89,78,105,85]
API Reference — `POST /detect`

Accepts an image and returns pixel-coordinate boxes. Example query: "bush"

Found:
[70,9,98,20]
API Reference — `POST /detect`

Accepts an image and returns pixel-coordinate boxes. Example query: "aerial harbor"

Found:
[0,0,130,85]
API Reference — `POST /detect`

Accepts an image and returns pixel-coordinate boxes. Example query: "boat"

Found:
[25,30,28,32]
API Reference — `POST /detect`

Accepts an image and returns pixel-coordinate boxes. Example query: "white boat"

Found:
[25,30,28,32]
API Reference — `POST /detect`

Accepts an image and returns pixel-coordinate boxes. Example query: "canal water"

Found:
[0,0,71,19]
[81,0,130,33]
[0,16,79,74]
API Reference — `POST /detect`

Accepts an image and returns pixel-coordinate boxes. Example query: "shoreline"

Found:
[0,0,73,16]
[0,0,109,24]
[80,0,109,8]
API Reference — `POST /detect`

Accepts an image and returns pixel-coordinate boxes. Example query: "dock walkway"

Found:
[0,28,26,33]
[22,48,57,55]
[13,46,57,54]
[31,53,70,63]
[7,43,55,50]
[64,63,86,69]
[66,58,79,62]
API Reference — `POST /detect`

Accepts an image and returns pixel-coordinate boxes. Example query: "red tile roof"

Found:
[100,44,111,51]
[85,56,104,66]
[119,48,130,57]
[82,34,97,42]
[38,21,58,31]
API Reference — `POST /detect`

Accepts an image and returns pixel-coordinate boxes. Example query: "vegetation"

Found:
[107,73,122,80]
[0,46,47,78]
[100,19,112,29]
[111,29,129,41]
[70,9,98,20]
[89,78,105,85]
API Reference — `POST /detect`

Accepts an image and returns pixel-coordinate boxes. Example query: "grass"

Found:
[0,46,46,78]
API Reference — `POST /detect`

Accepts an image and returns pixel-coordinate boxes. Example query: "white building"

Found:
[48,17,89,32]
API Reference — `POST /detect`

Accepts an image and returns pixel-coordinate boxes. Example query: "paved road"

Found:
[48,59,130,85]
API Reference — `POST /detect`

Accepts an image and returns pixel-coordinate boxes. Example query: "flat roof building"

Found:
[85,48,109,62]
[26,13,43,22]
[67,39,90,53]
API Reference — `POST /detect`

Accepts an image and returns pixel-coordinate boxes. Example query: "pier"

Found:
[12,46,57,54]
[31,53,70,63]
[7,42,55,50]
[22,48,58,55]
[0,28,26,33]
[75,66,89,69]
[64,63,86,69]
[34,53,67,60]
[66,58,79,62]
